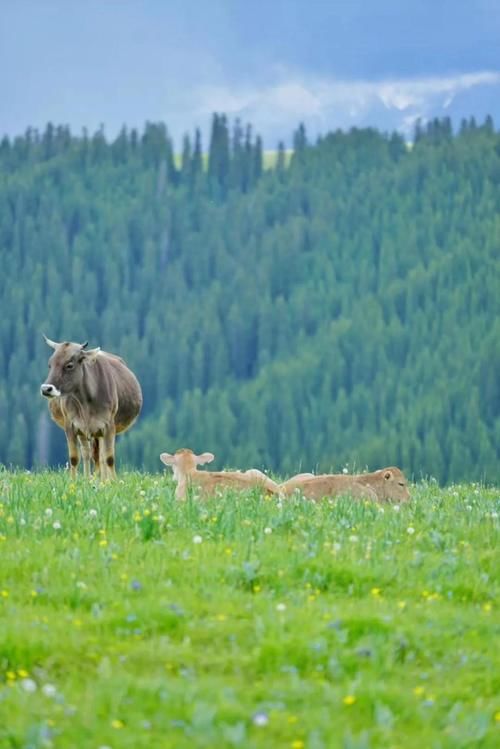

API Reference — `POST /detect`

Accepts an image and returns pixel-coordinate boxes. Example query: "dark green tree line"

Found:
[0,116,498,484]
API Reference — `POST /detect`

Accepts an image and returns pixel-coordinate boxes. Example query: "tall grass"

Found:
[0,470,498,748]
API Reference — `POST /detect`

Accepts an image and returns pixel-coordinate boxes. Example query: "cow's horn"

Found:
[43,334,59,349]
[80,341,89,349]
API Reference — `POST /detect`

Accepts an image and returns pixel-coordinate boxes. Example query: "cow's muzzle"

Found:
[40,383,61,398]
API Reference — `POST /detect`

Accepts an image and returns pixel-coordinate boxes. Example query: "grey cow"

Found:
[40,336,142,479]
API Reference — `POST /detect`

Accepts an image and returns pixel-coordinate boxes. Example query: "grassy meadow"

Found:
[0,470,499,748]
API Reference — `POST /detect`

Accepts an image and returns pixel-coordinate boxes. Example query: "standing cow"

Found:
[40,336,142,479]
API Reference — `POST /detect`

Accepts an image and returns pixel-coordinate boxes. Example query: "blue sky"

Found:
[2,0,500,146]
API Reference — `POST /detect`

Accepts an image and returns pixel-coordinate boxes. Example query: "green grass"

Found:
[0,471,498,748]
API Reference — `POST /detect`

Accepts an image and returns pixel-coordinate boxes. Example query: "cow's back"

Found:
[98,352,142,433]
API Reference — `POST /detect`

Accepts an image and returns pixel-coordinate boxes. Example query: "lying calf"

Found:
[160,448,278,500]
[279,467,410,503]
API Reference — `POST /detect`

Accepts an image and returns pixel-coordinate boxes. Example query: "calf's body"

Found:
[160,448,278,500]
[280,467,410,502]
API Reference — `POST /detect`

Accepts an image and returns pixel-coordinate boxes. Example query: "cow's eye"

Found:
[65,362,75,371]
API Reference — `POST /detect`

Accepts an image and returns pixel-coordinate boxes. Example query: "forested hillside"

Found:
[0,116,499,483]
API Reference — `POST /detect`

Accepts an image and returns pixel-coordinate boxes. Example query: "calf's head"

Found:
[369,467,410,502]
[40,335,100,398]
[160,448,214,480]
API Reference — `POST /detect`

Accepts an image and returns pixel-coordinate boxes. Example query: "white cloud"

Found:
[193,70,500,141]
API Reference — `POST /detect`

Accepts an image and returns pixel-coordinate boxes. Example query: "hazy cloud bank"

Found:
[193,70,500,142]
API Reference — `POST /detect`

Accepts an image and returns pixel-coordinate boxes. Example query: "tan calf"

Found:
[279,466,410,503]
[160,448,279,500]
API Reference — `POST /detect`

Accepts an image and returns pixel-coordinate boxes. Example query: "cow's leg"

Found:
[65,427,79,478]
[79,437,92,478]
[92,438,101,478]
[101,425,117,480]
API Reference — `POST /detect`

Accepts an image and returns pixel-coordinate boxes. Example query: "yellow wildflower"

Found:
[413,686,425,696]
[291,741,304,749]
[17,669,29,678]
[343,695,356,705]
[1,590,9,598]
[111,719,124,729]
[371,587,381,597]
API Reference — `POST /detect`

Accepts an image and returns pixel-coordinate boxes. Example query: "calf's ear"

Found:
[384,470,393,480]
[195,452,215,465]
[160,453,175,465]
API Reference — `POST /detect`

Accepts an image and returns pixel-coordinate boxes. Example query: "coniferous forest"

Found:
[0,115,499,484]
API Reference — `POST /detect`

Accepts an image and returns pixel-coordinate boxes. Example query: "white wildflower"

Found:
[252,712,269,726]
[53,521,61,530]
[264,527,272,535]
[89,509,98,518]
[192,535,203,544]
[407,526,415,535]
[42,683,57,698]
[44,508,53,518]
[21,678,37,693]
[276,603,286,612]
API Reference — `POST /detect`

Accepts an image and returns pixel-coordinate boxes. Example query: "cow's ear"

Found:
[83,347,100,363]
[195,452,215,465]
[384,470,392,480]
[160,452,175,465]
[80,341,89,350]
